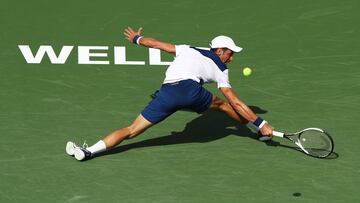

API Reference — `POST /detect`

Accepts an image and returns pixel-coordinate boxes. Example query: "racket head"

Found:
[291,128,334,158]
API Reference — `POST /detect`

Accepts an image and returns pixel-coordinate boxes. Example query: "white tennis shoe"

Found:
[74,147,92,161]
[66,141,78,156]
[66,141,92,161]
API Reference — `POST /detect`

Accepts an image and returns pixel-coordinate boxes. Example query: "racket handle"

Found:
[272,131,284,138]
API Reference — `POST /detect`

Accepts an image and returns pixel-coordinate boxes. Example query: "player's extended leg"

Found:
[102,114,153,148]
[66,114,153,161]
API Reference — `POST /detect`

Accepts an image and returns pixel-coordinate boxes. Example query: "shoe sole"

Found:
[66,141,76,156]
[74,148,85,161]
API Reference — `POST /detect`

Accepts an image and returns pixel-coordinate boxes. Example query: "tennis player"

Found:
[66,26,274,161]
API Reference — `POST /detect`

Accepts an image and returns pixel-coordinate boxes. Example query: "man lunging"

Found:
[66,27,274,161]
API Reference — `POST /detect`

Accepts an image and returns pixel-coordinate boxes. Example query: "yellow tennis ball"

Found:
[243,67,252,76]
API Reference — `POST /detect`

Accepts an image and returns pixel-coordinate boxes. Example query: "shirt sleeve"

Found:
[217,69,232,88]
[175,45,190,57]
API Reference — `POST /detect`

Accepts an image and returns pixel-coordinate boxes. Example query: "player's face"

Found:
[218,49,234,64]
[224,50,234,63]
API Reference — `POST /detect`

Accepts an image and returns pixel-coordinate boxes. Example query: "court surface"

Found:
[0,0,359,202]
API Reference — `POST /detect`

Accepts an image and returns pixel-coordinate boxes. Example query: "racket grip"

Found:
[272,131,284,138]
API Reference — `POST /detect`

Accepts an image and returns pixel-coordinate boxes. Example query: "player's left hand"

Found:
[124,26,143,42]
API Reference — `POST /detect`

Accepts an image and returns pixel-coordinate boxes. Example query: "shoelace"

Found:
[82,141,89,149]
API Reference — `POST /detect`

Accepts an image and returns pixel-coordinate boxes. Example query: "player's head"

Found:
[210,35,242,64]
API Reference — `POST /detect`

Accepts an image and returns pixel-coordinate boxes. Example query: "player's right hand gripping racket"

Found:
[272,128,334,158]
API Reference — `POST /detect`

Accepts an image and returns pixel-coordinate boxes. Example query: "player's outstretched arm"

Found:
[124,26,176,55]
[220,87,274,136]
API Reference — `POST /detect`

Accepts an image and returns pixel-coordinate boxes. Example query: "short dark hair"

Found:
[210,47,229,52]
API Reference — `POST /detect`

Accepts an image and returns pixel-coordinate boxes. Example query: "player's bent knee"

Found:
[211,96,224,109]
[212,99,235,114]
[211,98,229,111]
[220,102,231,111]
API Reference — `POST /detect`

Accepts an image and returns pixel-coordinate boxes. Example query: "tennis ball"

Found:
[243,67,252,76]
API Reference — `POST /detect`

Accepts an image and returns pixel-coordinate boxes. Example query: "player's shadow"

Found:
[97,105,313,158]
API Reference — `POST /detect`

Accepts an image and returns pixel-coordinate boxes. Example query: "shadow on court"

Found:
[99,106,292,157]
[97,106,339,159]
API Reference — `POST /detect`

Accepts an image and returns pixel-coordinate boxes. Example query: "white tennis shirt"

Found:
[163,45,231,88]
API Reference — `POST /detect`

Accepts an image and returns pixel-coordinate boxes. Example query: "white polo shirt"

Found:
[163,45,231,88]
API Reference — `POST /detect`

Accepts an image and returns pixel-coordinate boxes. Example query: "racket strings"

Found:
[298,131,333,157]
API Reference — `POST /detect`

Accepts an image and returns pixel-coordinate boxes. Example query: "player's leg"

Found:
[66,84,174,161]
[102,114,153,148]
[209,94,270,140]
[209,94,247,123]
[67,114,153,161]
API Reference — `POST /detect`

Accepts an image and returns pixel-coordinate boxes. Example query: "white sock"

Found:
[87,140,107,155]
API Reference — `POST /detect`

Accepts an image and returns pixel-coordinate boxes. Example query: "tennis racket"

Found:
[272,128,334,158]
